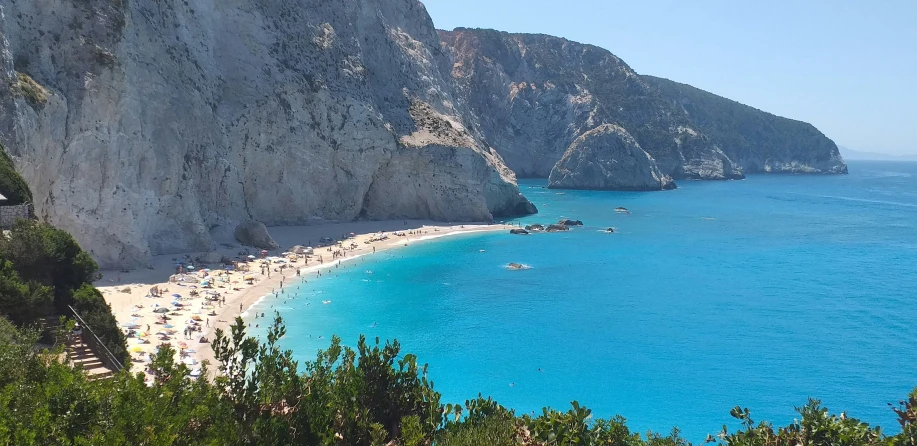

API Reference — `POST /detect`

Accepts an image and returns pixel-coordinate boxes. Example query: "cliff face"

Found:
[438,28,744,182]
[643,76,847,174]
[0,0,534,268]
[548,124,675,191]
[438,28,845,181]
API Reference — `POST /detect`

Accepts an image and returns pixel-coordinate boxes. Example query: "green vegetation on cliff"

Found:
[0,220,127,364]
[0,143,32,205]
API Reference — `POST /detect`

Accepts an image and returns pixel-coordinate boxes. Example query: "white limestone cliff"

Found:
[0,0,534,268]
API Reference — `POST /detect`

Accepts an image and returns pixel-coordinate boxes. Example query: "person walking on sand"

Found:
[206,318,209,327]
[239,303,243,312]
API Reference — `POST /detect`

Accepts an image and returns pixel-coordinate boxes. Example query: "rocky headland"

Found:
[0,0,534,268]
[438,28,845,183]
[548,125,676,191]
[0,2,846,268]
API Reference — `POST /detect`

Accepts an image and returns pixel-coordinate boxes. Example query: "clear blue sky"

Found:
[422,0,916,155]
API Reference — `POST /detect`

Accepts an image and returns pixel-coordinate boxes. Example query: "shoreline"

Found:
[96,220,512,380]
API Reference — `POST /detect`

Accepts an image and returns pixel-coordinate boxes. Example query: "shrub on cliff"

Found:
[0,260,53,326]
[0,143,32,205]
[0,219,99,308]
[0,220,126,364]
[71,284,128,366]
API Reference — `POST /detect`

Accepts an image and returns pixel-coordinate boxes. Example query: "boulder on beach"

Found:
[558,219,583,226]
[234,221,280,250]
[546,224,569,232]
[200,251,223,264]
[510,228,529,235]
[525,224,545,231]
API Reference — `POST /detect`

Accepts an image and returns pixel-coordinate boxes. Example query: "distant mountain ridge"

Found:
[839,146,917,161]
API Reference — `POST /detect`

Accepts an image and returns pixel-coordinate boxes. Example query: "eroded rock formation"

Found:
[0,0,534,268]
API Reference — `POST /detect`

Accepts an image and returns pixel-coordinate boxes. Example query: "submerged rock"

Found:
[545,224,569,232]
[509,228,529,235]
[524,224,545,231]
[557,219,583,226]
[548,125,676,191]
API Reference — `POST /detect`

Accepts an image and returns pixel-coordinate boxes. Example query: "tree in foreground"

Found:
[2,314,917,445]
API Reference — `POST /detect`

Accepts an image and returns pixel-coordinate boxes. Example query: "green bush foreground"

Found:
[1,313,916,446]
[0,216,913,445]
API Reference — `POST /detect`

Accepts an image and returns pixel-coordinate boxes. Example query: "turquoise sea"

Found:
[251,160,917,441]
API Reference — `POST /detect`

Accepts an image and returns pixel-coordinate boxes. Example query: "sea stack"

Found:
[548,125,676,191]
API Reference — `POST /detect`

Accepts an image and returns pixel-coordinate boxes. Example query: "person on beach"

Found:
[206,318,209,327]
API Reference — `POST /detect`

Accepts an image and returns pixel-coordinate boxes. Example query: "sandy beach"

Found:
[96,220,512,381]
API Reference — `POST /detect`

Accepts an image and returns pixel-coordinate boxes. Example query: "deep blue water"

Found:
[251,160,917,441]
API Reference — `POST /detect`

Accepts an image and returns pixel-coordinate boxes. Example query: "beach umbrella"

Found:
[153,308,169,314]
[189,368,201,377]
[192,315,202,321]
[172,293,181,298]
[122,323,139,329]
[163,324,174,328]
[247,255,256,259]
[130,346,144,353]
[178,342,188,349]
[155,331,167,336]
[182,357,198,366]
[187,265,195,270]
[261,249,268,253]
